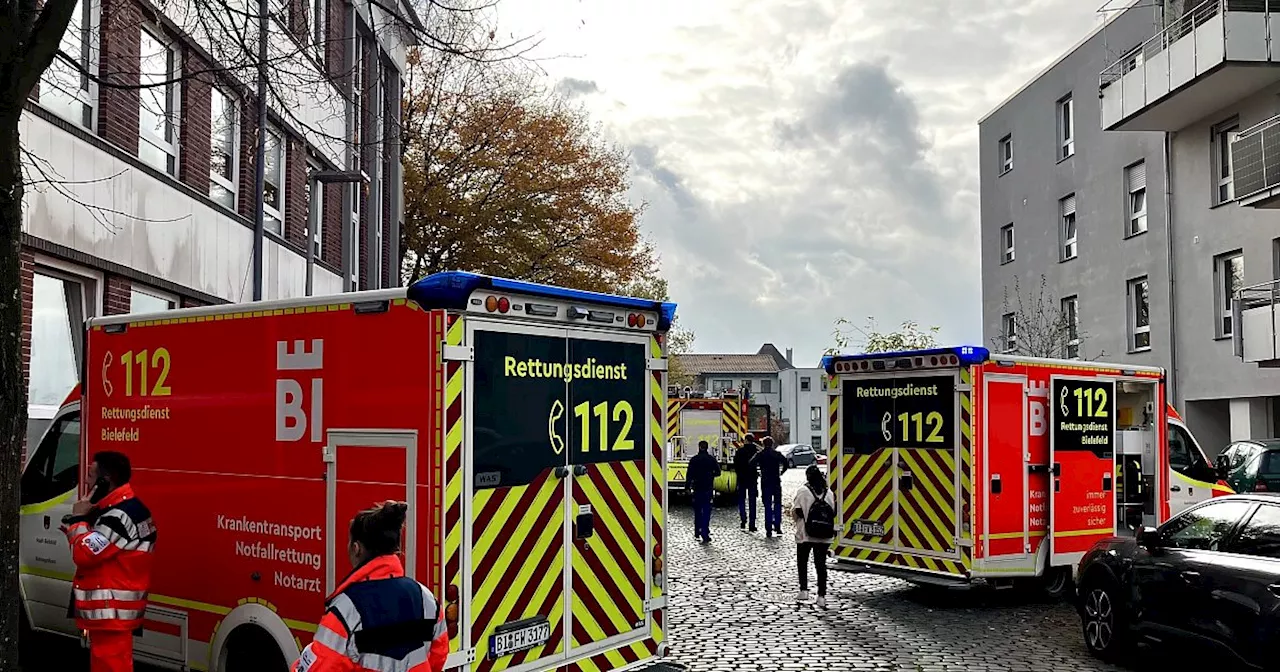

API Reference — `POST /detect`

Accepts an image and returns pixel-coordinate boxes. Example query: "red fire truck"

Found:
[19,272,674,672]
[822,346,1229,595]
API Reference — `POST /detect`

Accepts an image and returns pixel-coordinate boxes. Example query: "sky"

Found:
[497,0,1113,366]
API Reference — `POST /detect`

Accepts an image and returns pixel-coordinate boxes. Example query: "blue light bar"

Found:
[407,271,679,331]
[822,346,989,374]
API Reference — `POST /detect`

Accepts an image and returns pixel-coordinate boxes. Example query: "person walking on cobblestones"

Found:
[734,434,760,531]
[793,464,836,608]
[688,440,721,543]
[752,437,787,537]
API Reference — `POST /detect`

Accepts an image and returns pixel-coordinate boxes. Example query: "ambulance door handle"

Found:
[1051,463,1061,477]
[554,466,571,479]
[899,473,914,492]
[1170,485,1182,493]
[990,474,1002,495]
[1103,474,1113,492]
[573,465,588,477]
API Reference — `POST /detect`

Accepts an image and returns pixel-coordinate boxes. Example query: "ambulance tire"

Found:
[1038,566,1074,601]
[222,624,289,672]
[1079,575,1131,661]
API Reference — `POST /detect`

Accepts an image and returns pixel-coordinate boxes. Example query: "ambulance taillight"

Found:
[445,584,460,637]
[483,295,511,313]
[652,543,664,580]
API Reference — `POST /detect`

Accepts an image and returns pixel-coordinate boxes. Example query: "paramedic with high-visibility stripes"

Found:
[293,501,448,672]
[62,451,158,672]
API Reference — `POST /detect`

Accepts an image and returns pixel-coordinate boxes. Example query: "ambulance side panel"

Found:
[82,299,442,669]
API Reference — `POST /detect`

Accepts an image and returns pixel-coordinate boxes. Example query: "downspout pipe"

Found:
[1165,130,1179,409]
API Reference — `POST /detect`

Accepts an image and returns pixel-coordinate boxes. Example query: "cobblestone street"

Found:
[662,469,1148,672]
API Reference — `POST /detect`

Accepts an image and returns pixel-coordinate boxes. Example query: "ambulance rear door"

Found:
[1048,375,1117,566]
[464,319,654,670]
[679,410,721,456]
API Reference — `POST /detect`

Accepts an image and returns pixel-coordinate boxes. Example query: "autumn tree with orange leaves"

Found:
[399,47,657,294]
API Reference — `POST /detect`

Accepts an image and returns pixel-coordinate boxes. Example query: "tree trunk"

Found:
[0,107,28,672]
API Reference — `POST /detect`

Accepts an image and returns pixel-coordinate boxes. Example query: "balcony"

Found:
[1100,0,1280,132]
[1230,114,1280,205]
[1234,281,1280,365]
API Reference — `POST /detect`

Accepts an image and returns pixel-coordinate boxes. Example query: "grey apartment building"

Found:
[980,0,1280,456]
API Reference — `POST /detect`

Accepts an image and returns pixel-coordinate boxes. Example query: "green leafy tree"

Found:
[826,317,941,356]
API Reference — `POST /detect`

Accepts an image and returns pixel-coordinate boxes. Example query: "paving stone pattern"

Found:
[662,469,1136,672]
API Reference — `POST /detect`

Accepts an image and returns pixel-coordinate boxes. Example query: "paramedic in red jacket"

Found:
[62,451,157,672]
[293,501,448,672]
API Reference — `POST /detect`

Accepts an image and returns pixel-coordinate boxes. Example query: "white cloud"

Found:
[497,0,1106,365]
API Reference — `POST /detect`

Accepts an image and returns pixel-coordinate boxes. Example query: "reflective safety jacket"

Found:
[293,555,448,672]
[64,484,157,631]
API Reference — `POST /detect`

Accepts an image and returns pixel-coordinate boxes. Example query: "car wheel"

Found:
[1080,578,1129,660]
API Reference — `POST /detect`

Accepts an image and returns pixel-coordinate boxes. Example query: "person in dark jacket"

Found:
[752,437,788,537]
[734,434,760,531]
[687,440,721,543]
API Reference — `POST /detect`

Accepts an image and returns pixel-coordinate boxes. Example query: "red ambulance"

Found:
[822,346,1230,595]
[19,272,674,672]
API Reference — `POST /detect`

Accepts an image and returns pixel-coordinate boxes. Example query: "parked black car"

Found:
[777,443,817,469]
[1076,494,1280,668]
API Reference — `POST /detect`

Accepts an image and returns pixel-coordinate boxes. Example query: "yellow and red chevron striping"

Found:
[441,313,465,650]
[570,459,646,648]
[841,449,894,544]
[470,467,567,671]
[565,638,659,672]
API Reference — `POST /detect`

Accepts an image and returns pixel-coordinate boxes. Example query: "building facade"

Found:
[20,0,415,443]
[981,0,1280,456]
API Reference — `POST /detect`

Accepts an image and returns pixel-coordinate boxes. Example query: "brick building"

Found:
[20,0,417,443]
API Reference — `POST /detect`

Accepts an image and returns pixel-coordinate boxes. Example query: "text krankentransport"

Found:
[855,383,939,399]
[505,357,628,382]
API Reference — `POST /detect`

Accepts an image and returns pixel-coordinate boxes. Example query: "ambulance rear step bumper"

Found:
[829,558,972,590]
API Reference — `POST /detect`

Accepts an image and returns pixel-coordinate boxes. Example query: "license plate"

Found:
[489,618,551,659]
[852,520,886,536]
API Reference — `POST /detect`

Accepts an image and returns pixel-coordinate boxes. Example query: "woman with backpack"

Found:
[792,464,836,607]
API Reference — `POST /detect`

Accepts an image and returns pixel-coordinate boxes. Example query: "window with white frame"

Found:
[209,86,237,209]
[263,125,285,235]
[1215,251,1244,339]
[28,269,93,413]
[1214,118,1240,205]
[39,0,97,129]
[810,435,822,450]
[349,183,361,288]
[138,27,179,175]
[129,286,176,314]
[1058,95,1074,160]
[1060,194,1077,261]
[305,154,324,257]
[1126,161,1148,236]
[810,406,822,431]
[1129,276,1151,351]
[1062,295,1080,359]
[711,379,731,393]
[1001,223,1014,264]
[1001,313,1017,353]
[999,135,1013,174]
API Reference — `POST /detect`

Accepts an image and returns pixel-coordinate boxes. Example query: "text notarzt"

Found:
[855,383,939,399]
[504,357,628,382]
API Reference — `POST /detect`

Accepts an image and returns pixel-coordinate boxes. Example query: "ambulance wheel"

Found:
[1080,577,1130,661]
[222,624,288,672]
[1039,566,1074,600]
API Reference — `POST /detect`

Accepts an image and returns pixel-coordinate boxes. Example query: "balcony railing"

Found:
[1100,0,1231,89]
[1234,279,1280,362]
[1231,114,1280,200]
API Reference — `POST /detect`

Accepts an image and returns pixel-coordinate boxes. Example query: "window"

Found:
[129,286,175,314]
[820,376,828,391]
[760,379,773,394]
[210,86,237,209]
[810,406,822,431]
[998,135,1013,174]
[711,379,732,393]
[305,155,324,257]
[139,27,179,175]
[1215,251,1244,339]
[1126,161,1147,236]
[810,435,823,451]
[1214,118,1240,205]
[1129,276,1151,351]
[1001,313,1017,353]
[1231,504,1280,559]
[800,377,811,392]
[28,271,88,411]
[1160,500,1251,551]
[39,0,96,129]
[1060,195,1077,261]
[349,183,360,288]
[1001,224,1014,264]
[19,411,81,506]
[1058,95,1074,160]
[312,0,327,58]
[1062,296,1080,359]
[1170,424,1218,483]
[263,124,285,235]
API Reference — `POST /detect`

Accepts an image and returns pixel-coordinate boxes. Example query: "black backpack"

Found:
[804,485,836,539]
